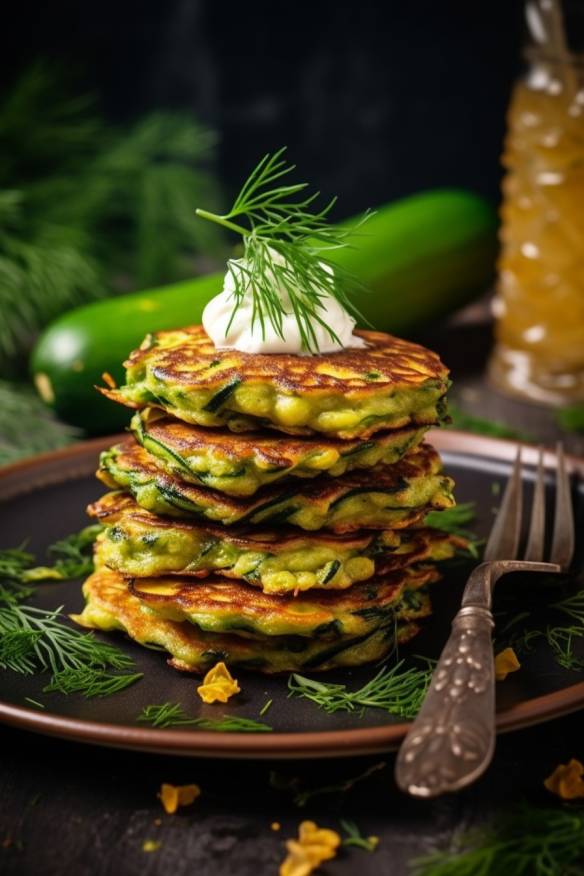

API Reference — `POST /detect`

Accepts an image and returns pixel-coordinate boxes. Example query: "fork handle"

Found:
[395,602,496,797]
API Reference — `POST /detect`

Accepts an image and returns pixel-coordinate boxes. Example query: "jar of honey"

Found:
[490,22,584,405]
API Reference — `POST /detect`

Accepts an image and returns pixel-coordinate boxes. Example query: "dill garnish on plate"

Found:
[0,525,142,698]
[137,702,272,732]
[288,659,434,720]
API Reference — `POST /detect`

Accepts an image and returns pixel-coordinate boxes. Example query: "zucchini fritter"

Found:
[131,408,428,497]
[90,491,459,594]
[101,325,449,439]
[128,566,437,639]
[97,440,455,532]
[73,568,421,674]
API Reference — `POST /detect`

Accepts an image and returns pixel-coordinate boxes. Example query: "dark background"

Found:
[3,0,525,216]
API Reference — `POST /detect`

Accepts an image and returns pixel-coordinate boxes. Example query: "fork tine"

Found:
[483,448,523,562]
[550,442,575,570]
[524,447,545,562]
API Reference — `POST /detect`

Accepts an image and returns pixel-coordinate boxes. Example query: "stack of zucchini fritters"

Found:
[74,325,461,675]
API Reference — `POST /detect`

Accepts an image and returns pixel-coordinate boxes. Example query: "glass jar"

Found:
[489,47,584,405]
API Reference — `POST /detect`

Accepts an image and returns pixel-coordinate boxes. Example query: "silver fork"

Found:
[395,443,575,798]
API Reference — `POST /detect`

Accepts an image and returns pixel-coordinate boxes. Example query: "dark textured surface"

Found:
[1,0,523,213]
[1,712,583,876]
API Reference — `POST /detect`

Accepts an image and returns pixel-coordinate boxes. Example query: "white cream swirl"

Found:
[202,252,365,355]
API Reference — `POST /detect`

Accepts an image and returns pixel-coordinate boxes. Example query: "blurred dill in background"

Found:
[0,62,225,459]
[0,381,80,466]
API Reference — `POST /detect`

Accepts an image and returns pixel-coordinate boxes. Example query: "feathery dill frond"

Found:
[288,659,433,720]
[196,147,371,352]
[0,62,224,371]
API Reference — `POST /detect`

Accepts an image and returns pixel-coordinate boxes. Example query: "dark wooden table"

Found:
[1,710,583,876]
[1,317,582,876]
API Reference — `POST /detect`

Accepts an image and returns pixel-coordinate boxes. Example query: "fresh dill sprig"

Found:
[196,147,371,352]
[138,702,195,728]
[269,762,386,808]
[424,502,476,538]
[137,702,272,732]
[411,803,584,876]
[554,589,584,624]
[0,525,102,604]
[340,819,379,853]
[0,62,223,372]
[0,545,36,577]
[0,525,137,698]
[542,589,584,670]
[545,627,584,671]
[425,502,482,559]
[0,603,134,675]
[43,524,103,579]
[0,546,37,604]
[506,588,584,671]
[0,545,36,580]
[424,502,476,535]
[192,716,272,733]
[288,659,433,720]
[43,667,143,698]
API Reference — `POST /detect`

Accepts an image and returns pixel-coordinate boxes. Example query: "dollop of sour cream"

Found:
[202,252,365,355]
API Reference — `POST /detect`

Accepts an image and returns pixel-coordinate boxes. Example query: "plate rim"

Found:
[0,429,583,759]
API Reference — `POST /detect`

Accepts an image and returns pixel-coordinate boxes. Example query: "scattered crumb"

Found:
[197,661,240,704]
[494,647,521,681]
[545,759,584,800]
[142,840,161,853]
[280,821,341,876]
[158,783,201,815]
[271,822,281,831]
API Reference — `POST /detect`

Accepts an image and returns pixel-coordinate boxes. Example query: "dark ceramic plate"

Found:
[0,431,583,759]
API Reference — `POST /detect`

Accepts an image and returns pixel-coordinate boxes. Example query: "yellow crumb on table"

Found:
[142,839,161,853]
[197,661,240,704]
[544,759,584,800]
[280,820,341,876]
[158,783,201,814]
[494,647,521,681]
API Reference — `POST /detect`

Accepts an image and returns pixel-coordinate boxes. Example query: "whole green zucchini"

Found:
[31,189,496,433]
